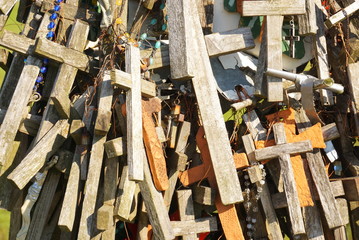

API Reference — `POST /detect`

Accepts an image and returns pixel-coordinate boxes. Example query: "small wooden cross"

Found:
[254,123,313,235]
[173,189,218,239]
[179,127,247,240]
[284,19,300,58]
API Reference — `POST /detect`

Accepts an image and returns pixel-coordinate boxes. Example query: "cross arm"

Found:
[110,69,156,98]
[254,140,313,161]
[239,0,306,16]
[0,30,35,55]
[34,38,90,72]
[171,217,218,236]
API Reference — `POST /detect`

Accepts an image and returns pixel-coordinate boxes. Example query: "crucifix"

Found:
[238,0,306,102]
[167,0,245,205]
[284,18,300,58]
[179,127,248,240]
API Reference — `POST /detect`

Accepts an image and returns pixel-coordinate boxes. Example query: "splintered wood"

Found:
[0,0,358,240]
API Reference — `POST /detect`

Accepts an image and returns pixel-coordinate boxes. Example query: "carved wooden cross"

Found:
[179,127,247,240]
[238,0,306,102]
[254,123,313,235]
[172,189,218,239]
[167,0,244,205]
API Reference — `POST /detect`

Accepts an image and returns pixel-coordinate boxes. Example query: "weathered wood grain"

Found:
[177,0,243,205]
[104,137,126,159]
[177,190,197,240]
[342,177,359,201]
[125,44,143,181]
[58,146,82,232]
[34,38,90,72]
[171,217,218,237]
[77,73,113,240]
[204,28,255,57]
[254,140,312,161]
[325,1,359,28]
[0,0,17,14]
[272,123,306,235]
[349,201,359,240]
[348,62,359,118]
[240,0,306,16]
[7,120,69,189]
[24,170,61,240]
[138,147,175,240]
[111,69,156,98]
[192,185,215,206]
[295,109,343,229]
[298,0,318,35]
[140,44,170,70]
[167,0,195,80]
[0,56,41,171]
[114,165,137,221]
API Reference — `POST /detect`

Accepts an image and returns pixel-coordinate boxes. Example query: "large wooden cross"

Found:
[238,0,306,102]
[179,127,248,240]
[167,0,244,205]
[254,123,313,235]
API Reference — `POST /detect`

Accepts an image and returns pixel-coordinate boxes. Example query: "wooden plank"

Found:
[254,140,312,161]
[171,217,218,237]
[348,62,359,117]
[204,28,255,57]
[24,170,61,240]
[125,44,143,181]
[349,201,359,240]
[0,30,35,54]
[7,120,69,189]
[0,0,17,15]
[140,44,170,70]
[325,1,359,28]
[298,0,318,35]
[322,123,340,141]
[175,0,243,205]
[34,38,90,72]
[313,0,333,105]
[295,109,343,229]
[0,14,7,31]
[164,121,191,210]
[342,178,359,201]
[58,147,81,232]
[192,185,215,206]
[177,190,197,240]
[77,73,113,240]
[111,69,156,98]
[0,56,41,171]
[167,0,195,80]
[303,205,325,240]
[138,147,175,240]
[104,137,126,159]
[273,123,306,235]
[240,0,306,16]
[114,165,137,221]
[266,16,284,102]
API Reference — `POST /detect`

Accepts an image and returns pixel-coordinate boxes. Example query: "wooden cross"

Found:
[0,0,17,15]
[239,0,306,102]
[284,19,301,58]
[254,123,312,235]
[167,0,244,205]
[179,127,247,240]
[172,189,218,239]
[77,72,113,240]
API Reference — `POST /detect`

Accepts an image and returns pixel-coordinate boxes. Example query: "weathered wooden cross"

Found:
[167,0,245,205]
[238,0,306,102]
[254,122,313,235]
[179,127,248,240]
[172,189,218,239]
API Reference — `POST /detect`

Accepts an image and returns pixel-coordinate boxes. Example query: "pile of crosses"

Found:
[0,0,358,239]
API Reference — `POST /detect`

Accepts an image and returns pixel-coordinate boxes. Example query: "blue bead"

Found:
[154,41,161,49]
[47,21,56,30]
[149,57,154,66]
[46,31,55,39]
[165,15,168,21]
[36,76,44,83]
[140,33,147,40]
[43,58,49,65]
[160,3,165,10]
[55,0,63,3]
[40,67,47,74]
[150,19,157,25]
[161,23,167,31]
[50,13,58,20]
[54,5,61,11]
[24,58,27,64]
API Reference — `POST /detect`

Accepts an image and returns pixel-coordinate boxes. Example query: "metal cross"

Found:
[284,18,300,58]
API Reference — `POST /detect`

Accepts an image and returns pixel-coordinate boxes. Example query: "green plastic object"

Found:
[224,0,237,12]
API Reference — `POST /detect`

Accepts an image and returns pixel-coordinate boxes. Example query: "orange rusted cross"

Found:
[258,108,325,207]
[179,127,246,240]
